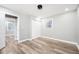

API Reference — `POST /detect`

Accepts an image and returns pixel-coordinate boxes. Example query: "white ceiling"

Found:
[1,4,78,18]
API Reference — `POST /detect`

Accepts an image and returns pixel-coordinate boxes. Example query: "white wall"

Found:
[0,11,5,49]
[77,8,79,44]
[19,14,31,40]
[32,17,41,39]
[41,11,78,43]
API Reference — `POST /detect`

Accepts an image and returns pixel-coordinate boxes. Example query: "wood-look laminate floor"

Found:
[0,37,79,54]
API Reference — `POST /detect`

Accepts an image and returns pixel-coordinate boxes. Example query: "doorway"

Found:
[5,14,18,43]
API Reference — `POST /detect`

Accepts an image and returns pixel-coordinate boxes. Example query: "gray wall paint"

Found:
[41,11,78,43]
[19,15,31,40]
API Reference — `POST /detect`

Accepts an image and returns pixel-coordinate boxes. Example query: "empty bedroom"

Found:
[0,4,79,54]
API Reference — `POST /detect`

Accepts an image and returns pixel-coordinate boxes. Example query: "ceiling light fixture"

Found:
[37,4,43,10]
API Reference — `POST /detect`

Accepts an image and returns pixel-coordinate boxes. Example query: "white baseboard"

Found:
[41,36,78,45]
[18,36,40,43]
[18,38,32,43]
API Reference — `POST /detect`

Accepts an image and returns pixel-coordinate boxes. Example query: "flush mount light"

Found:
[65,8,69,11]
[37,4,43,10]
